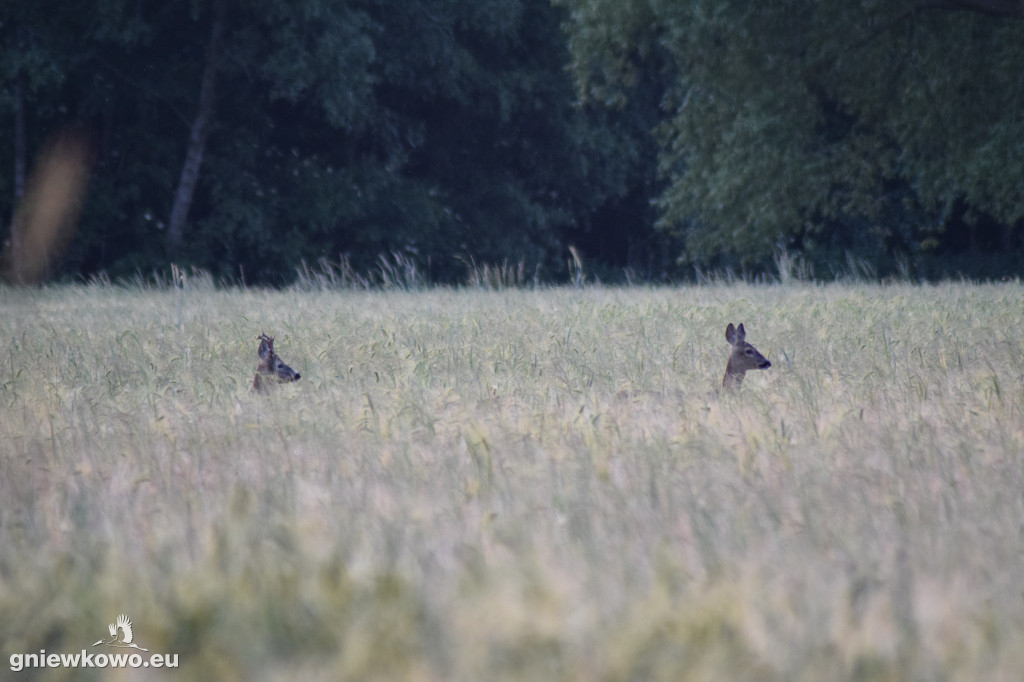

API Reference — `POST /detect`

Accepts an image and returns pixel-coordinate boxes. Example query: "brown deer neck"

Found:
[723,361,745,390]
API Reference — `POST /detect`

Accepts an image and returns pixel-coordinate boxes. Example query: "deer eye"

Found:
[744,349,753,355]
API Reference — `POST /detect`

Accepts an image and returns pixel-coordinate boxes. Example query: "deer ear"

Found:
[258,339,271,360]
[735,323,746,342]
[725,323,737,345]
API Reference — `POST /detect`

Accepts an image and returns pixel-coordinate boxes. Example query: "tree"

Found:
[558,0,1024,273]
[166,0,224,255]
[3,0,662,284]
[0,1,84,228]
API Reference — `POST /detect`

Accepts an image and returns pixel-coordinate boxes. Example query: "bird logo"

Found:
[92,614,149,651]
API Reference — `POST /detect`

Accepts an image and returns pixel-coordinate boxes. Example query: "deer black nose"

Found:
[760,360,771,369]
[294,373,301,380]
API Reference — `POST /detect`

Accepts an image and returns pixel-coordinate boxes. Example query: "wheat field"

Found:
[2,278,1023,680]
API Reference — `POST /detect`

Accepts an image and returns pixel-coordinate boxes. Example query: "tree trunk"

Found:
[14,76,26,203]
[166,0,225,255]
[7,75,27,266]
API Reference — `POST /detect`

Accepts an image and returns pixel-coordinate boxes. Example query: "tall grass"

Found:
[2,280,1023,680]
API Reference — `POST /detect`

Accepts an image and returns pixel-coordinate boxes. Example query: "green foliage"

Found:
[559,0,1024,272]
[9,0,1024,282]
[2,0,666,284]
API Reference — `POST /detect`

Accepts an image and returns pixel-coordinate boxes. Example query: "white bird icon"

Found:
[92,614,148,651]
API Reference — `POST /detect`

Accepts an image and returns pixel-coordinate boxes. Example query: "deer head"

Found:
[723,322,771,390]
[252,333,300,393]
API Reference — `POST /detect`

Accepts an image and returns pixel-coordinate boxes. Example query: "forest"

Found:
[3,0,1024,285]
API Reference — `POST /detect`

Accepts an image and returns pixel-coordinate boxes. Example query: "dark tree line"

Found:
[3,0,1024,284]
[557,0,1024,279]
[1,0,664,284]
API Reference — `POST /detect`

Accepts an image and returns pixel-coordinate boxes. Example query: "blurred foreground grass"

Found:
[2,279,1024,680]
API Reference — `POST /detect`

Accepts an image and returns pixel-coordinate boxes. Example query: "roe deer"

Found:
[252,333,300,393]
[723,322,771,390]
